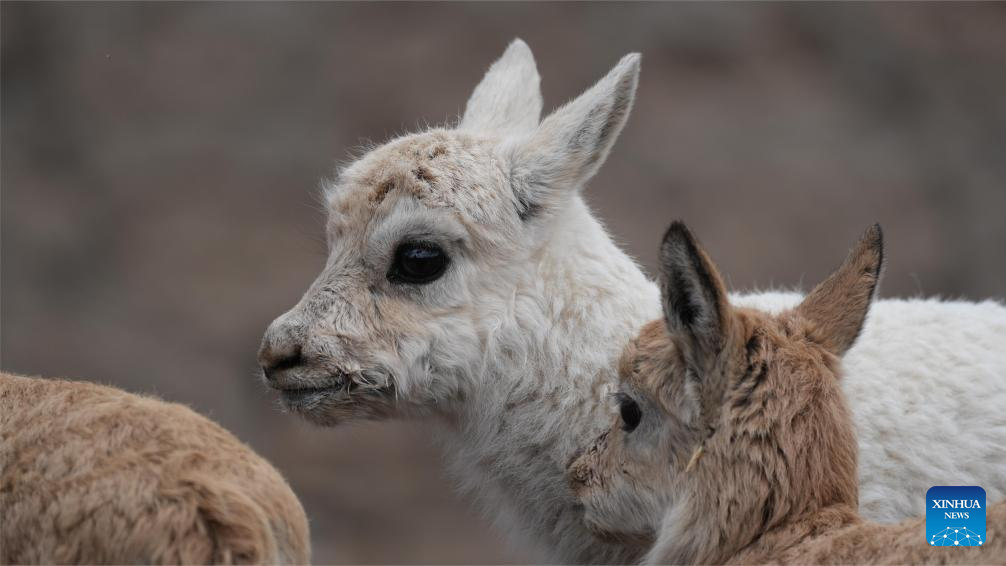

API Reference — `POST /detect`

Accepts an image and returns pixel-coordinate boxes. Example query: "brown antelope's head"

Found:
[568,222,883,562]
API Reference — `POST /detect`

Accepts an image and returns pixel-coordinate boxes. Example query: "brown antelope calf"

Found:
[0,373,310,564]
[568,222,1005,564]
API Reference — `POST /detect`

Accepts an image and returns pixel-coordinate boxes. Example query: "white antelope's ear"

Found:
[659,221,730,367]
[459,39,542,136]
[509,53,640,220]
[797,224,884,357]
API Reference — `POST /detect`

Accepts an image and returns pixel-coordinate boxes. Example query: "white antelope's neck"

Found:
[442,196,660,562]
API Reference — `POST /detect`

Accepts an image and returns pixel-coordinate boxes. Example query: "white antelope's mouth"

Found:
[270,371,349,409]
[278,385,340,406]
[273,371,398,424]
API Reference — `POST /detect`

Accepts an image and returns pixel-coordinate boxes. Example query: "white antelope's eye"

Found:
[389,241,449,284]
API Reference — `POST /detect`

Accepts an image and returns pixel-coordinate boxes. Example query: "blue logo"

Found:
[926,486,986,547]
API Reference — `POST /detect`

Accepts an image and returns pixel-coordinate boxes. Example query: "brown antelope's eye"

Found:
[618,395,642,432]
[389,241,449,284]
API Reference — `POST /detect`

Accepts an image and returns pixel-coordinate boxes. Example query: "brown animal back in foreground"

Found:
[0,372,310,564]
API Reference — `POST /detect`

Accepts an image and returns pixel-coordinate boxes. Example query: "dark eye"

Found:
[618,396,642,432]
[389,242,449,284]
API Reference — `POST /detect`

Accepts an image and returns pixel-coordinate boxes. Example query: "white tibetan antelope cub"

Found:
[568,222,1005,564]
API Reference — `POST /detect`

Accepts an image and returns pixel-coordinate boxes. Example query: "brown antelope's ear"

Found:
[797,224,884,356]
[659,222,730,367]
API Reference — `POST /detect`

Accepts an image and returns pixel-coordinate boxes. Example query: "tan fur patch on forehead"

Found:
[329,129,511,230]
[370,179,396,205]
[429,144,448,158]
[360,132,460,207]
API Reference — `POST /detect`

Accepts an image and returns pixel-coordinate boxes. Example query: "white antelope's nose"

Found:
[258,318,305,384]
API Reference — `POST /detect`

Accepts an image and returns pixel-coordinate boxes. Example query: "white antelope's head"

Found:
[258,40,640,425]
[567,223,882,562]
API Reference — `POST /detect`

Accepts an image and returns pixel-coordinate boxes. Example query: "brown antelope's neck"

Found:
[727,504,861,564]
[730,503,1002,564]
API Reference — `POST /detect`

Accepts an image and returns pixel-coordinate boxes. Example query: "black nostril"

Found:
[261,344,303,380]
[272,345,303,371]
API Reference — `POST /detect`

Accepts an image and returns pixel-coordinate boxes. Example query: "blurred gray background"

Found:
[3,3,1005,563]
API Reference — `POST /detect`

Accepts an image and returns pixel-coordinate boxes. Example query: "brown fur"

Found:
[342,130,498,216]
[0,373,310,564]
[569,224,1004,564]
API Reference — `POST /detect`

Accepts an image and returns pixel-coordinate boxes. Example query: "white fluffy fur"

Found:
[260,39,1006,563]
[461,39,543,136]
